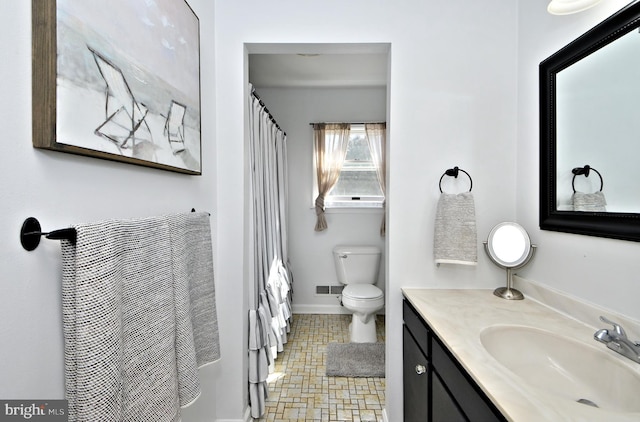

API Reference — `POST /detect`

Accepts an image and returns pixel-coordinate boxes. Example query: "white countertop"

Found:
[402,288,640,422]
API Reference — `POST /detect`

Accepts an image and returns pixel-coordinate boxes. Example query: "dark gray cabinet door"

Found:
[432,372,466,422]
[403,325,429,422]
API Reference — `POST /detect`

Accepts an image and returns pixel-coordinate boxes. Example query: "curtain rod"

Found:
[308,122,386,126]
[251,90,286,136]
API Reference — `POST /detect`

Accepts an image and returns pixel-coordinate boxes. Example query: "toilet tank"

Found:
[332,245,381,284]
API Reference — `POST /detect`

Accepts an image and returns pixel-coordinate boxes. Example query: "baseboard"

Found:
[292,304,387,316]
[382,408,389,422]
[215,406,251,422]
[292,304,350,314]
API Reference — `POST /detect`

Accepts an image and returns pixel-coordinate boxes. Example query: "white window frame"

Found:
[312,124,384,209]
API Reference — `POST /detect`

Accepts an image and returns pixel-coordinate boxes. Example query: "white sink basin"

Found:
[480,325,640,413]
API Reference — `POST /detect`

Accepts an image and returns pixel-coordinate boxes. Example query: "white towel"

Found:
[61,212,219,422]
[572,191,607,212]
[434,192,478,266]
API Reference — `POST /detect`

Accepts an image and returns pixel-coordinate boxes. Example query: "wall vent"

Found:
[330,285,344,294]
[316,285,330,295]
[315,285,344,295]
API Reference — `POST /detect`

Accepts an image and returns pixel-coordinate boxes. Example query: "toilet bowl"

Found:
[341,284,384,343]
[333,245,384,343]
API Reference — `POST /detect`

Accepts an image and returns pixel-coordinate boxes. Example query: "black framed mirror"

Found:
[540,0,640,242]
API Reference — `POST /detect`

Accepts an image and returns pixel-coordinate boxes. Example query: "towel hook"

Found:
[439,166,473,193]
[571,165,603,193]
[20,217,77,251]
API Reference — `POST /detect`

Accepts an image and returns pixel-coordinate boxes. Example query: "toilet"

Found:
[332,245,384,343]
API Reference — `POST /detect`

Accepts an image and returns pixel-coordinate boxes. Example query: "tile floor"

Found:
[257,314,386,422]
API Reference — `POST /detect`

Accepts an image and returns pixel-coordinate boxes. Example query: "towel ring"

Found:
[439,166,473,193]
[571,165,603,193]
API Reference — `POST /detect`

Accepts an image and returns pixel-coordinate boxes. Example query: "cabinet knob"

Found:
[415,364,427,375]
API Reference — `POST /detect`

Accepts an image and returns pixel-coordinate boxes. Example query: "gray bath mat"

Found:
[326,342,385,377]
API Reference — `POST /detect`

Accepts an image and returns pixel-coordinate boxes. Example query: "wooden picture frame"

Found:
[32,0,202,175]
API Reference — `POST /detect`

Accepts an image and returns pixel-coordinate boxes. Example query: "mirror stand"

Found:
[494,267,523,300]
[484,244,536,300]
[483,222,537,301]
[490,261,532,300]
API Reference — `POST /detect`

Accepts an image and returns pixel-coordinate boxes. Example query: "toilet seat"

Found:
[342,284,383,300]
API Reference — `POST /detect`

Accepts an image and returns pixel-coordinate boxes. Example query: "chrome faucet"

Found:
[594,316,640,364]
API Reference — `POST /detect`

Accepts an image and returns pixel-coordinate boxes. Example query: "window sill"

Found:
[311,205,384,214]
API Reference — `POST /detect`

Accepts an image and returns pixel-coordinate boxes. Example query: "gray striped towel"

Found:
[572,191,607,212]
[434,192,478,266]
[61,212,219,422]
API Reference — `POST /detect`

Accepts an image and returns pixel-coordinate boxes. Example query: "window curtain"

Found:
[365,123,387,236]
[248,85,293,419]
[313,123,350,231]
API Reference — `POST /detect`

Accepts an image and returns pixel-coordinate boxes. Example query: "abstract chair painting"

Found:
[165,101,188,154]
[89,47,152,151]
[32,0,202,175]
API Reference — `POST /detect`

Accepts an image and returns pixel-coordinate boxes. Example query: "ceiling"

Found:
[249,53,388,88]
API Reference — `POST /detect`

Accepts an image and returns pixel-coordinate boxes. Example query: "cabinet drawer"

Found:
[403,300,430,356]
[432,334,505,421]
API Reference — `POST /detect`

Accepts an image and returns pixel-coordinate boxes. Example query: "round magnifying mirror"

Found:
[486,222,531,268]
[484,222,536,300]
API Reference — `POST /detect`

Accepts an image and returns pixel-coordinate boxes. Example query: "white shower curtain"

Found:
[248,85,293,419]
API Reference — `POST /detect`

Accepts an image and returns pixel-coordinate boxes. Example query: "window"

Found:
[314,124,384,208]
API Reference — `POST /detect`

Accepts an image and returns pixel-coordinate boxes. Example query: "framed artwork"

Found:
[32,0,202,175]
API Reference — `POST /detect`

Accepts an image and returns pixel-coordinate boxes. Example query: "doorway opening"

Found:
[247,43,390,420]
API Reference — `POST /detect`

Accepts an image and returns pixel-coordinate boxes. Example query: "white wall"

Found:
[0,1,220,421]
[517,0,640,322]
[252,87,386,314]
[215,1,518,420]
[16,1,640,421]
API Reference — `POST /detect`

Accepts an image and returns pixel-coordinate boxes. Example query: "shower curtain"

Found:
[247,84,293,418]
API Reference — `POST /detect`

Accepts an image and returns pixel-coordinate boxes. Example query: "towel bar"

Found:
[21,209,209,251]
[20,217,77,251]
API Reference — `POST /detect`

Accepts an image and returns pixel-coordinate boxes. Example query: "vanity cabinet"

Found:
[403,325,431,420]
[403,299,505,422]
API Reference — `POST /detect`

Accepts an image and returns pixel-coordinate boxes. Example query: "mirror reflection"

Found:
[555,28,640,213]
